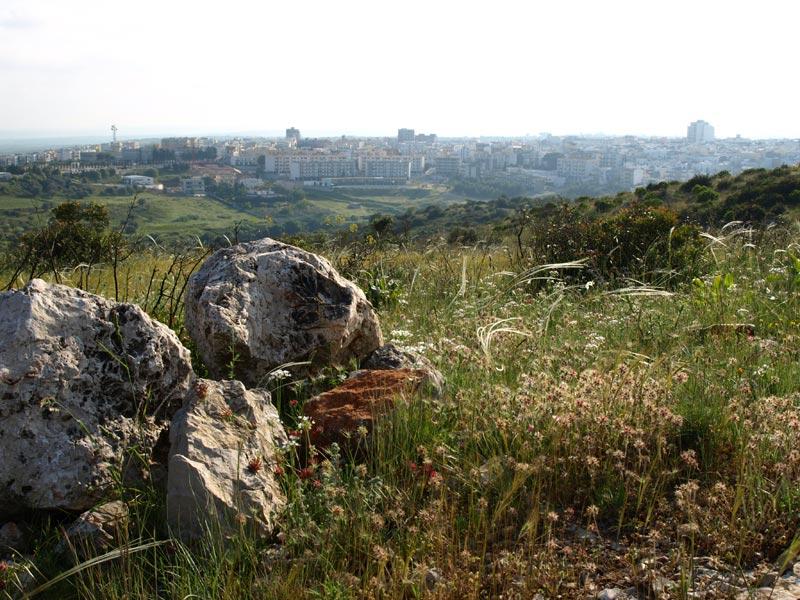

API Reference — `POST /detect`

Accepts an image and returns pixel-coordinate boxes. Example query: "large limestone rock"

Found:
[0,280,193,517]
[185,238,383,386]
[167,379,287,541]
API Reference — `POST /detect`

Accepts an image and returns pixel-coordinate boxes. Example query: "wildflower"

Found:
[297,415,314,432]
[330,505,345,518]
[356,425,368,438]
[268,369,292,382]
[585,505,599,519]
[370,514,385,530]
[546,511,559,523]
[298,467,314,480]
[289,399,298,408]
[247,457,262,474]
[194,380,209,398]
[680,449,699,469]
[673,371,690,384]
[355,464,368,478]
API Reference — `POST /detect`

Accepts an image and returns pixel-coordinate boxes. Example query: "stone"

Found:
[597,588,638,600]
[167,379,287,541]
[597,589,626,600]
[0,280,193,517]
[425,568,444,591]
[59,501,129,558]
[185,238,383,387]
[361,343,444,396]
[738,586,800,600]
[0,523,26,553]
[303,369,430,449]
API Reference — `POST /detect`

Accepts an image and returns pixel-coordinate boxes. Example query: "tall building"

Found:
[286,127,301,142]
[687,120,715,143]
[398,128,415,143]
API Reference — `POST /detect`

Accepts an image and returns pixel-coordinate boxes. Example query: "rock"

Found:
[59,501,129,558]
[738,586,800,600]
[597,589,626,600]
[794,562,800,577]
[361,343,444,396]
[0,280,193,517]
[425,568,443,591]
[597,588,638,600]
[167,379,287,541]
[185,238,383,386]
[303,369,431,449]
[0,523,26,553]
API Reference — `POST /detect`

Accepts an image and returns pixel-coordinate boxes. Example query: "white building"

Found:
[687,120,715,144]
[181,177,205,195]
[289,157,358,180]
[363,157,411,179]
[122,175,155,186]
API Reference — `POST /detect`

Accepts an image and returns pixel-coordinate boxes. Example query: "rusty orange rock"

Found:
[303,369,428,449]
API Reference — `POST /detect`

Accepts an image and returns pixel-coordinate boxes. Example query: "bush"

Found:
[526,203,703,284]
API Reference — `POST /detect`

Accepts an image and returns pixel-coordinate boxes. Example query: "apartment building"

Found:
[363,157,411,179]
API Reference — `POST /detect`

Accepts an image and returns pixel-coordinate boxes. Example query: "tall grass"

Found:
[2,224,800,599]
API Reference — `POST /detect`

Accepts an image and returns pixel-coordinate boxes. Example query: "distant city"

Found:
[2,121,799,199]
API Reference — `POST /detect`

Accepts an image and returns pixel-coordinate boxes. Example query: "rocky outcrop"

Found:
[185,238,383,387]
[0,280,193,517]
[361,343,444,396]
[167,379,287,541]
[303,369,429,449]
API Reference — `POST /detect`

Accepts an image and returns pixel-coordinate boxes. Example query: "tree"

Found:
[7,201,126,286]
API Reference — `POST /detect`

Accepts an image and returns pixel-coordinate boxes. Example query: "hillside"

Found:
[387,163,800,239]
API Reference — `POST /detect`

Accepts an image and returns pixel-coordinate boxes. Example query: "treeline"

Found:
[0,166,117,199]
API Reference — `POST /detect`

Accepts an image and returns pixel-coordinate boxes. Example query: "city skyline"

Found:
[2,0,800,139]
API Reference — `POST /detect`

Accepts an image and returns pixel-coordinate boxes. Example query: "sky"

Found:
[1,0,799,140]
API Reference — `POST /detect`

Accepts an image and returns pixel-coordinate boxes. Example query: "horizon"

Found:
[1,127,798,155]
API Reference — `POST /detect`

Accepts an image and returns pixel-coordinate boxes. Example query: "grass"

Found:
[0,184,470,248]
[1,221,800,599]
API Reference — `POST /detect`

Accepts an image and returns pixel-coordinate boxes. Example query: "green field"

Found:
[0,184,469,246]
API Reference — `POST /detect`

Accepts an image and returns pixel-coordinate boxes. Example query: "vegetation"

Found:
[1,164,800,598]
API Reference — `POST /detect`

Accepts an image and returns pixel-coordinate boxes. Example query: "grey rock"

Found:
[597,589,626,600]
[0,522,26,553]
[0,280,193,517]
[361,343,444,396]
[425,568,444,591]
[597,588,638,600]
[185,238,383,387]
[738,586,800,600]
[59,500,129,558]
[167,379,287,541]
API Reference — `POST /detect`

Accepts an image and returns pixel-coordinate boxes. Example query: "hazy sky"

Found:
[1,0,799,140]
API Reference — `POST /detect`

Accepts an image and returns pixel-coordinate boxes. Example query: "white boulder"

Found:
[185,238,383,387]
[167,379,287,541]
[0,280,193,517]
